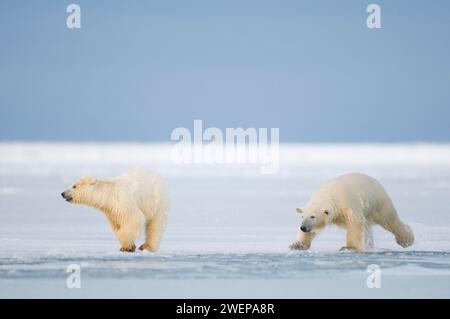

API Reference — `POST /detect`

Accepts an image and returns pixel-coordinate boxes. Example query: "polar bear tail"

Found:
[394,223,415,248]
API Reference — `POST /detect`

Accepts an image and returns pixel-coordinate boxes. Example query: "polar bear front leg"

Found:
[116,226,138,252]
[365,227,374,249]
[341,223,364,252]
[289,231,316,250]
[115,211,144,252]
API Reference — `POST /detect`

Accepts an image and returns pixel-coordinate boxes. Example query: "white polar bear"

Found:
[289,173,414,251]
[62,168,168,252]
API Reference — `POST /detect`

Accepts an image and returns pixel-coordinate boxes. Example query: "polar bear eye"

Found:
[310,216,315,219]
[73,185,77,189]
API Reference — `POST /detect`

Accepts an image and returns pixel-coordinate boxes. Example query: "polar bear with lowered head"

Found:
[289,173,414,251]
[62,168,168,252]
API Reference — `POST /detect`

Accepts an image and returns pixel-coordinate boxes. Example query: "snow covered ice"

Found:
[1,143,450,298]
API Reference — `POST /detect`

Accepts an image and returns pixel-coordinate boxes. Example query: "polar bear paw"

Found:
[339,246,361,252]
[120,244,136,252]
[289,241,309,250]
[139,243,157,252]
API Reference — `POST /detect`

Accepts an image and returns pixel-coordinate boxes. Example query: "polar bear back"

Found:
[311,173,396,222]
[116,168,168,219]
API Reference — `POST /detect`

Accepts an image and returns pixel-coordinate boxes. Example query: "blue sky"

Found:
[0,0,449,142]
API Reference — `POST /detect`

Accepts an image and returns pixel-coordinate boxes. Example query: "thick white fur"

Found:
[64,168,168,252]
[290,173,414,251]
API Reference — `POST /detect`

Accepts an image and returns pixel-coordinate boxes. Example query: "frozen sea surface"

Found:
[1,143,450,298]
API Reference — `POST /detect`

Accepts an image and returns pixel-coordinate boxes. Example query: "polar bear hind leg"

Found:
[376,202,414,248]
[381,217,414,248]
[139,213,166,252]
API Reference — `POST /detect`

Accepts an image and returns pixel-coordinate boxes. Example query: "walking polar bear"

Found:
[289,173,414,251]
[62,168,168,252]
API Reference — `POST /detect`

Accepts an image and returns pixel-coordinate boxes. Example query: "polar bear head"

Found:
[296,206,331,233]
[61,176,99,205]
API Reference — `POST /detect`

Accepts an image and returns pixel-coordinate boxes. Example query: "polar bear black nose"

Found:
[61,192,65,198]
[300,226,309,232]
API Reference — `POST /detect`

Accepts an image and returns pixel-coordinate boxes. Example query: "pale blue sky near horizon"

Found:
[0,0,449,142]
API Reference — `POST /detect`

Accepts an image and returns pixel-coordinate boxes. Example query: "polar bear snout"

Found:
[300,225,311,233]
[61,191,73,202]
[300,216,321,233]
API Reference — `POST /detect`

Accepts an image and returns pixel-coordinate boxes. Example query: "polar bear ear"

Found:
[296,208,304,214]
[89,178,98,186]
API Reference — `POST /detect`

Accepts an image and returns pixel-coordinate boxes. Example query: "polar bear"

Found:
[289,173,414,251]
[61,168,168,253]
